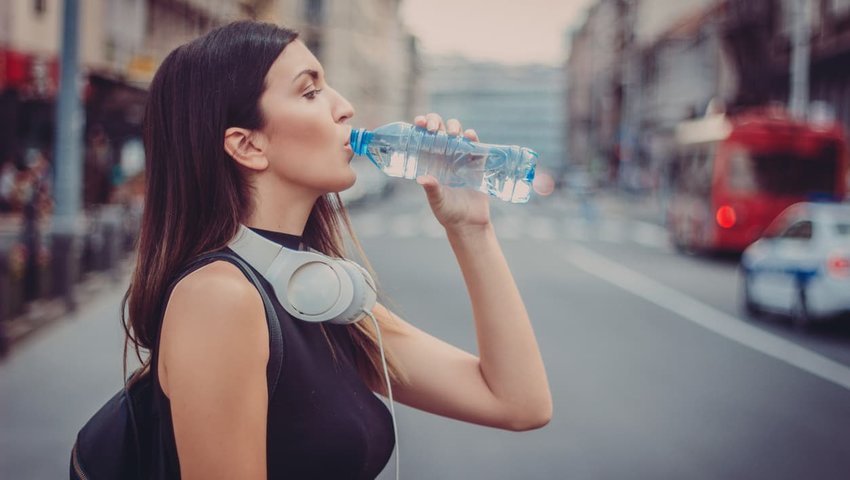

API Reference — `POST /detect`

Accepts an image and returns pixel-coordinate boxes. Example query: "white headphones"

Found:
[226,224,377,325]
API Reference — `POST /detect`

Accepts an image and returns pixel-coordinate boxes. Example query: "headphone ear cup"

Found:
[331,260,378,325]
[282,260,345,321]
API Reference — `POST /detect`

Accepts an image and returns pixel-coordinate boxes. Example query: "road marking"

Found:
[352,212,672,251]
[496,214,523,239]
[528,217,556,240]
[633,221,668,248]
[561,244,850,391]
[598,220,622,243]
[563,219,590,241]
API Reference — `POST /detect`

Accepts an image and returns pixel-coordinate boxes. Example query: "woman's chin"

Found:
[326,172,357,195]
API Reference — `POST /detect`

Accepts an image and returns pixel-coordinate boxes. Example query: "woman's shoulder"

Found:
[164,259,266,332]
[164,260,260,313]
[159,260,269,394]
[172,258,256,298]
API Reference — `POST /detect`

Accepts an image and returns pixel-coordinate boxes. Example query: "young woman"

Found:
[123,21,551,479]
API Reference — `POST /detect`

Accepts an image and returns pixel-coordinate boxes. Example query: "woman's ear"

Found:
[224,127,269,171]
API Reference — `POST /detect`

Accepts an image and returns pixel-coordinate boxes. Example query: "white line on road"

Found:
[496,214,523,239]
[528,217,556,241]
[598,220,622,243]
[561,244,850,391]
[563,219,590,241]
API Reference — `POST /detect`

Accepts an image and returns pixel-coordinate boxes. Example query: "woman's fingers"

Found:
[446,118,462,136]
[414,114,475,140]
[416,112,443,132]
[426,113,443,132]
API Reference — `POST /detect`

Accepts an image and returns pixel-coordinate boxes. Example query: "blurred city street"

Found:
[2,0,850,478]
[3,183,850,479]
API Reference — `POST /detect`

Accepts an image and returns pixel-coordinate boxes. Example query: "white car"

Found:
[740,202,850,327]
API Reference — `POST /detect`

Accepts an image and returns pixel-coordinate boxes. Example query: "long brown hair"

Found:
[122,21,404,392]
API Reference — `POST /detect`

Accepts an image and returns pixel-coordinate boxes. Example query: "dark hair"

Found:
[122,21,404,390]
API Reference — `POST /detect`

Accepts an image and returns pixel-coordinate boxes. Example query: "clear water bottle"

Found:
[349,122,538,203]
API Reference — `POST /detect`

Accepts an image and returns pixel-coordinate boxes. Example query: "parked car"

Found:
[740,202,850,327]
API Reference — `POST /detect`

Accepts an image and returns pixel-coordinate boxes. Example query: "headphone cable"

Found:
[363,309,399,480]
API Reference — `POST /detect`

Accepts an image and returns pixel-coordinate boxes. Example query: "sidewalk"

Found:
[0,257,138,479]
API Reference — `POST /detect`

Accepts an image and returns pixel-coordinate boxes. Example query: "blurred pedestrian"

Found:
[1,148,53,302]
[83,125,113,206]
[114,21,551,480]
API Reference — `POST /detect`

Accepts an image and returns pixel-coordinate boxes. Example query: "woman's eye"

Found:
[304,89,323,100]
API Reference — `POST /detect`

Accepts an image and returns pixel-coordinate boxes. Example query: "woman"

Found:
[124,21,551,479]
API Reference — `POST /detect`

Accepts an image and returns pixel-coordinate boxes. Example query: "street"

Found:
[2,183,850,479]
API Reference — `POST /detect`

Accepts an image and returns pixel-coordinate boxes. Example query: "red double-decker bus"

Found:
[666,108,849,253]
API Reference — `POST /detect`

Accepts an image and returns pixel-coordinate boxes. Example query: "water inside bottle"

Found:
[383,151,414,177]
[355,125,538,203]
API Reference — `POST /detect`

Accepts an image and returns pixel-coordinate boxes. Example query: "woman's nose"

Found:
[334,89,355,123]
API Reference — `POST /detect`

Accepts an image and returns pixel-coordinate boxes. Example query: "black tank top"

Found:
[150,228,395,479]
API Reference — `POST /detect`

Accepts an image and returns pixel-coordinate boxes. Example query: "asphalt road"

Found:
[1,183,849,479]
[356,184,850,480]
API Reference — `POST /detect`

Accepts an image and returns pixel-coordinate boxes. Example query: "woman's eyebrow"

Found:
[292,68,319,84]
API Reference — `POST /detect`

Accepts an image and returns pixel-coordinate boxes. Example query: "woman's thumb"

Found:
[417,175,442,202]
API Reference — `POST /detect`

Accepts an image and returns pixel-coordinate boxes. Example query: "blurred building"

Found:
[565,0,627,184]
[622,0,734,192]
[268,0,423,129]
[0,0,420,340]
[0,0,421,212]
[0,0,244,211]
[723,0,850,129]
[427,57,566,178]
[568,0,850,192]
[566,0,721,188]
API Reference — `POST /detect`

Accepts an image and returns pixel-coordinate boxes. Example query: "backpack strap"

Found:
[168,250,285,398]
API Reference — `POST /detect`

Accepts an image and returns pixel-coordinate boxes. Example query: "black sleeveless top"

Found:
[150,228,395,479]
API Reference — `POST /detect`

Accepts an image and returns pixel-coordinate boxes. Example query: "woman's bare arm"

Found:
[159,261,269,479]
[379,225,552,431]
[376,113,551,431]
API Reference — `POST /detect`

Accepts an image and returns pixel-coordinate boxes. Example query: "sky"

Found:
[399,0,597,66]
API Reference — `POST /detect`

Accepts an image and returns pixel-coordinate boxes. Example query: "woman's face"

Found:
[257,40,356,195]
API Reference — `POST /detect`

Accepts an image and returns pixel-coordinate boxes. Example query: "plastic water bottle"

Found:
[349,122,538,203]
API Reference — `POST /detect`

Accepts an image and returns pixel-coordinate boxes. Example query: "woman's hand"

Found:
[413,113,491,235]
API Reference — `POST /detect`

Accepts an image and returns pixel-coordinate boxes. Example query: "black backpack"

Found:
[70,251,284,480]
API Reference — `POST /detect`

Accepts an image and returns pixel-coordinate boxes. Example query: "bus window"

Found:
[750,141,839,197]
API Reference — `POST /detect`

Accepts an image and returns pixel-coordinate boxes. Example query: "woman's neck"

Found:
[245,179,319,236]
